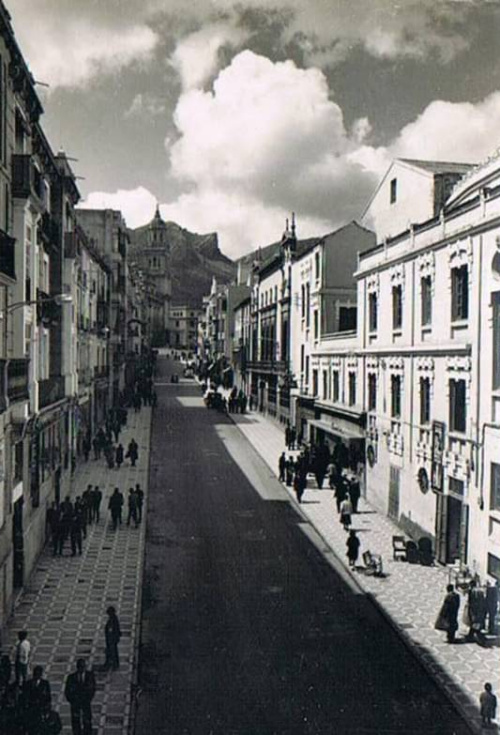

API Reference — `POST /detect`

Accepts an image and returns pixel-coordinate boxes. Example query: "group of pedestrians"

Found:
[46,487,102,557]
[0,605,123,734]
[108,485,144,531]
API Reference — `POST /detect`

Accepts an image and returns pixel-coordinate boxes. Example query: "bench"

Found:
[392,535,407,561]
[363,550,383,576]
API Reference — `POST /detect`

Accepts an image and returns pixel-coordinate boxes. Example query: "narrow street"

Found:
[136,357,471,735]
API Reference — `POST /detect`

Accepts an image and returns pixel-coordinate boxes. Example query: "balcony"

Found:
[93,365,109,380]
[36,289,61,326]
[38,376,65,409]
[246,360,286,375]
[0,229,16,280]
[12,155,44,204]
[7,359,29,403]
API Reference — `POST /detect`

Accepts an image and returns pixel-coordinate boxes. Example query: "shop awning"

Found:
[309,418,365,441]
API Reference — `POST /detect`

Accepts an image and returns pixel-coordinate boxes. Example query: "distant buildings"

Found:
[204,153,500,583]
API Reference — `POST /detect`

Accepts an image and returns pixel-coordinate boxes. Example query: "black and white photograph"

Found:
[0,0,497,732]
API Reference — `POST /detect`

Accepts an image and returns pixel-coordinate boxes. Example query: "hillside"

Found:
[128,220,236,307]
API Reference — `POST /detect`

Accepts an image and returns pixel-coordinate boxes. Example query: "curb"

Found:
[128,408,152,735]
[228,410,480,735]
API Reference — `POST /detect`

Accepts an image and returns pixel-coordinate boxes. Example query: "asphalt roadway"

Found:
[135,357,471,735]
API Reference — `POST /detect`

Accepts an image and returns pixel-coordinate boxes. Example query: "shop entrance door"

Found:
[388,465,400,520]
[435,494,465,564]
[13,498,24,588]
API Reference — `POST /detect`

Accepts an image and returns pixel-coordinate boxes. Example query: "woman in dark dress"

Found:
[104,606,122,670]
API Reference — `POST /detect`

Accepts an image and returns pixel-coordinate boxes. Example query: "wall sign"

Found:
[431,420,445,492]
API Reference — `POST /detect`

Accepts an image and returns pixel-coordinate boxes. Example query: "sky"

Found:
[7,0,500,258]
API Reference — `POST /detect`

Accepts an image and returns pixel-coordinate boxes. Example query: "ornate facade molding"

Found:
[448,237,473,268]
[417,251,435,280]
[366,273,380,294]
[446,356,472,373]
[366,355,379,370]
[389,263,405,288]
[416,356,435,373]
[386,356,404,372]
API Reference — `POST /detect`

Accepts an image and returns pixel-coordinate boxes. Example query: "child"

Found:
[480,683,497,728]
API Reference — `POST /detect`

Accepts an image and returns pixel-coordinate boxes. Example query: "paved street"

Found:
[136,358,471,735]
[231,408,500,733]
[4,407,151,735]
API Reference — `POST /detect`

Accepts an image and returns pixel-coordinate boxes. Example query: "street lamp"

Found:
[1,293,73,318]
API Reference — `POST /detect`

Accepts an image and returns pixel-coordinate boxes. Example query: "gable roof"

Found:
[398,158,475,176]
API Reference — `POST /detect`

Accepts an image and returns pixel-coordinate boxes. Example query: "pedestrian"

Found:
[127,488,139,528]
[289,427,296,450]
[82,486,92,527]
[46,502,59,546]
[65,659,96,735]
[104,443,115,469]
[93,486,102,523]
[103,607,121,671]
[465,580,487,644]
[135,484,144,524]
[74,497,87,540]
[126,439,139,468]
[82,436,90,462]
[112,422,120,444]
[349,475,361,514]
[480,682,497,729]
[285,424,291,449]
[278,452,286,482]
[339,493,353,531]
[334,474,347,514]
[70,511,83,556]
[327,461,337,490]
[313,457,326,489]
[92,436,100,461]
[22,665,51,735]
[485,580,499,635]
[346,530,360,568]
[108,488,123,531]
[14,630,30,687]
[115,444,124,470]
[435,584,460,643]
[285,457,294,487]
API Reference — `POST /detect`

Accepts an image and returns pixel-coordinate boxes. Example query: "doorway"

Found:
[435,494,466,565]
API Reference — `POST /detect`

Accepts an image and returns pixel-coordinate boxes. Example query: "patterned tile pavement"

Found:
[4,407,151,734]
[232,410,500,734]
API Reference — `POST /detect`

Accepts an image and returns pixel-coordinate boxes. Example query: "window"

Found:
[368,292,378,332]
[315,252,320,281]
[332,370,340,402]
[313,310,319,340]
[391,375,401,418]
[348,372,356,406]
[451,265,468,321]
[392,285,403,330]
[305,356,310,387]
[368,373,377,411]
[449,379,466,433]
[300,344,305,373]
[421,276,432,326]
[488,553,500,581]
[312,369,318,397]
[420,377,431,424]
[301,285,305,319]
[390,178,397,204]
[323,371,328,400]
[338,307,356,332]
[449,477,464,497]
[305,284,310,327]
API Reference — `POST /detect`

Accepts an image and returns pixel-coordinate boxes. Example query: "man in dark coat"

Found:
[127,488,139,528]
[126,439,139,467]
[440,584,460,643]
[108,488,123,531]
[278,452,286,482]
[23,665,51,735]
[92,486,102,523]
[65,659,96,735]
[135,484,144,524]
[104,607,121,670]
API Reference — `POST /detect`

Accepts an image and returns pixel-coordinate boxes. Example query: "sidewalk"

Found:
[232,409,499,734]
[5,407,151,734]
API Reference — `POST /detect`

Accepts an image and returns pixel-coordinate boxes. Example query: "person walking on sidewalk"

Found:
[103,607,121,671]
[289,427,296,450]
[126,439,139,467]
[23,665,51,735]
[135,484,144,523]
[127,488,139,527]
[14,631,30,687]
[465,580,487,644]
[70,510,83,556]
[348,475,361,514]
[115,443,124,470]
[278,452,286,482]
[65,659,96,735]
[108,488,123,531]
[46,502,59,549]
[92,486,102,523]
[74,497,87,540]
[339,494,353,531]
[480,682,497,729]
[346,530,360,568]
[435,584,460,643]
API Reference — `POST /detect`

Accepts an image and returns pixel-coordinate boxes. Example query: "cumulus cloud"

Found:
[169,23,250,90]
[8,0,158,89]
[78,187,158,229]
